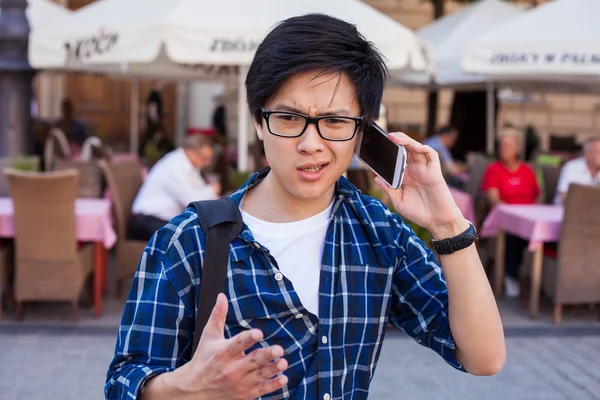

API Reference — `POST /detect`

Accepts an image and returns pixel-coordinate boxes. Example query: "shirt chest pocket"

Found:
[337,264,394,343]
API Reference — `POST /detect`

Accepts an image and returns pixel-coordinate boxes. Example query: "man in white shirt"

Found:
[555,137,600,204]
[129,134,220,241]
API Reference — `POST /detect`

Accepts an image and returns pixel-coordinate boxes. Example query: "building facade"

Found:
[38,0,599,153]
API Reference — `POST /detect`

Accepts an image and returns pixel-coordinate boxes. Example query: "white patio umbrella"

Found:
[1,0,73,28]
[412,0,524,87]
[463,0,600,83]
[400,0,524,154]
[29,0,430,171]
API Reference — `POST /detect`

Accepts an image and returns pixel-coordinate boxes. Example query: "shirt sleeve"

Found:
[105,230,197,399]
[480,163,499,191]
[164,167,218,207]
[388,214,465,372]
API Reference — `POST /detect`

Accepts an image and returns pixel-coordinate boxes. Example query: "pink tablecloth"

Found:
[0,197,116,249]
[449,187,475,224]
[480,204,563,251]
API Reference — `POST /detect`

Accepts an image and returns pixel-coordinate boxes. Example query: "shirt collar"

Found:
[227,167,359,262]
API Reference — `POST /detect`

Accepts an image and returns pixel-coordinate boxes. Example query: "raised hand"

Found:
[374,132,465,238]
[147,293,288,400]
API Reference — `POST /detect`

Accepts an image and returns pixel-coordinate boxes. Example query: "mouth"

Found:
[297,162,330,181]
[299,163,328,172]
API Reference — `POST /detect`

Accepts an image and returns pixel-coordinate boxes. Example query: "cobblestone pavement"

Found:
[1,325,600,400]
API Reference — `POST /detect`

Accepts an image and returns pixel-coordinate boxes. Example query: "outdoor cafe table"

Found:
[448,187,475,224]
[480,204,564,319]
[0,197,116,317]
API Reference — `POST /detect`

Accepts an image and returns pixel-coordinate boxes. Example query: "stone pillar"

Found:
[0,0,34,157]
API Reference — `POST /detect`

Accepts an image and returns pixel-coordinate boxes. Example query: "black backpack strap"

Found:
[189,197,243,355]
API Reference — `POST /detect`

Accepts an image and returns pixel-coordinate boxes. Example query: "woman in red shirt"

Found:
[481,128,540,297]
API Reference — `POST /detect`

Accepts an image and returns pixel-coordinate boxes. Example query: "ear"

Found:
[254,122,264,141]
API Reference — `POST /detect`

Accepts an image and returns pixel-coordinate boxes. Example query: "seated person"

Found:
[554,136,600,204]
[481,128,540,298]
[129,134,221,241]
[424,126,466,188]
[55,98,88,155]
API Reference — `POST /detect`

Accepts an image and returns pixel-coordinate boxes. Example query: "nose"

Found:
[297,121,325,155]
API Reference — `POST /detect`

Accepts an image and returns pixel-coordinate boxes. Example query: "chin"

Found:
[288,178,337,202]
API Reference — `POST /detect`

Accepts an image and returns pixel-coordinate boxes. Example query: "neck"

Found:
[242,171,335,223]
[503,159,520,171]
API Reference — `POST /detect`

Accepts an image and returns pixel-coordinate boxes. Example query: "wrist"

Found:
[429,216,470,240]
[153,368,203,400]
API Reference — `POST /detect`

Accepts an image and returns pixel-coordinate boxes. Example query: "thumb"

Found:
[374,177,400,200]
[202,293,228,338]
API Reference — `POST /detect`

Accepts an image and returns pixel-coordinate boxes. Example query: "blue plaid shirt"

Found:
[106,169,464,400]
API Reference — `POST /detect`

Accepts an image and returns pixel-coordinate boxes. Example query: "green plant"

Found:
[228,171,253,190]
[10,155,38,172]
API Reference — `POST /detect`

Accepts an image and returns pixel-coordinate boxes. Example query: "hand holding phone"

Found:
[356,122,407,189]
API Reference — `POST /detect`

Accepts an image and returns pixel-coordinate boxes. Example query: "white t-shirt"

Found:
[240,202,334,317]
[132,148,218,221]
[554,157,598,204]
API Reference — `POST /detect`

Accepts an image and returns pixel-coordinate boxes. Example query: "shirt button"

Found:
[321,335,328,344]
[274,272,283,281]
[295,313,303,319]
[323,394,331,400]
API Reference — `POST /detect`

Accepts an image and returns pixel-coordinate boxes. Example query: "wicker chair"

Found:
[53,159,104,198]
[80,136,113,162]
[464,153,492,229]
[98,159,146,295]
[44,128,72,171]
[542,184,600,324]
[0,245,6,319]
[538,164,561,204]
[5,169,94,321]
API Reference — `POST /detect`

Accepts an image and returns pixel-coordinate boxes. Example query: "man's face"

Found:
[195,145,214,169]
[584,140,600,169]
[446,131,458,149]
[256,71,360,202]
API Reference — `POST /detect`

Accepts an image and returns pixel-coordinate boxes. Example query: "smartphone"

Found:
[356,122,407,189]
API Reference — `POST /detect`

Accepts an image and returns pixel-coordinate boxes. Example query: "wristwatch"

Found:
[431,222,478,255]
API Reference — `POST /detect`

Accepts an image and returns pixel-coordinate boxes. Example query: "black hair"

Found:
[246,13,388,125]
[438,125,457,135]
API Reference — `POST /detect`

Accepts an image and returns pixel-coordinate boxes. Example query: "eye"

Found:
[275,114,300,122]
[324,117,351,125]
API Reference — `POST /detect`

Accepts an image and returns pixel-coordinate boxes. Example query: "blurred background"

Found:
[1,0,600,399]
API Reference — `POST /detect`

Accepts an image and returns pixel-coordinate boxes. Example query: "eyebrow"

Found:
[269,103,353,117]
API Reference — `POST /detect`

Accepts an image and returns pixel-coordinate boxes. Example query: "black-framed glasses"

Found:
[261,108,364,141]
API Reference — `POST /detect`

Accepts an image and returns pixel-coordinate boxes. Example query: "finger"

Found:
[388,133,437,165]
[386,131,421,149]
[201,293,229,338]
[250,375,289,399]
[240,345,285,374]
[374,176,402,200]
[251,358,288,382]
[219,329,264,361]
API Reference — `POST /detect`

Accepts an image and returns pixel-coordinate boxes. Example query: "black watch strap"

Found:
[431,223,478,255]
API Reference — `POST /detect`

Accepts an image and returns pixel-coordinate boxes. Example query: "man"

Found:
[555,137,600,204]
[55,98,88,151]
[106,14,505,400]
[146,81,164,126]
[424,126,467,187]
[129,134,220,242]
